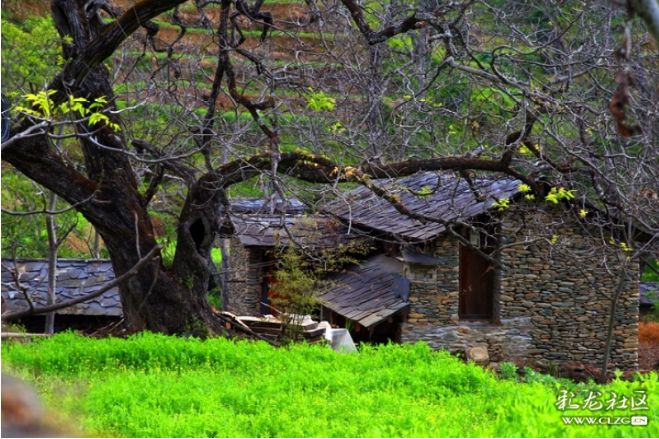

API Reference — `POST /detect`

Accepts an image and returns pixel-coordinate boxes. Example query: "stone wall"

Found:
[399,236,533,363]
[225,237,264,316]
[402,239,459,327]
[400,204,639,371]
[499,204,639,371]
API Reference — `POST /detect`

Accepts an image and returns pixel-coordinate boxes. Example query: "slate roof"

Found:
[228,214,351,248]
[319,255,410,328]
[1,259,122,317]
[323,171,521,241]
[229,198,307,214]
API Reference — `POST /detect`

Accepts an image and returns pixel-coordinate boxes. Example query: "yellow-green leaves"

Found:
[545,187,575,204]
[387,35,413,51]
[579,209,589,218]
[328,121,346,134]
[60,95,89,117]
[306,89,335,112]
[18,90,57,118]
[15,91,120,132]
[2,17,61,88]
[518,184,536,200]
[608,237,633,254]
[417,186,433,197]
[519,143,542,156]
[492,197,510,211]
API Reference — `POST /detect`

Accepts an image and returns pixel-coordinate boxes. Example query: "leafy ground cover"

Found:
[2,333,657,438]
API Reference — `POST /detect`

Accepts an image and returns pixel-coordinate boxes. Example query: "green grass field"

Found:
[2,332,657,437]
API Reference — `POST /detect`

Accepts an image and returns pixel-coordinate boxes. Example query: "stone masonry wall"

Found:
[400,236,534,363]
[499,204,639,371]
[402,239,460,327]
[225,237,263,316]
[400,205,639,371]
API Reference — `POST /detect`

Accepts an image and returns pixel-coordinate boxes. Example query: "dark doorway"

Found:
[459,240,495,320]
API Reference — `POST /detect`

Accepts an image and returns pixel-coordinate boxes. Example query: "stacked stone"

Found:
[402,239,459,330]
[399,203,639,372]
[225,237,264,316]
[500,204,639,371]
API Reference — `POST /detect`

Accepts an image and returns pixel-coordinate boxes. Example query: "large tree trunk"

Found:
[2,0,529,336]
[2,0,224,336]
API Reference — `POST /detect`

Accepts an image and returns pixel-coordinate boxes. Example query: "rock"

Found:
[466,345,489,365]
[1,373,66,437]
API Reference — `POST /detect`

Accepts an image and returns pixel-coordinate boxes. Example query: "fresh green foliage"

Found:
[207,289,223,309]
[270,237,368,340]
[1,322,27,333]
[492,197,511,211]
[1,15,62,91]
[306,89,336,112]
[499,362,518,380]
[15,91,121,132]
[641,259,659,282]
[159,239,177,267]
[210,248,223,265]
[545,187,576,204]
[1,16,117,260]
[387,35,413,52]
[470,86,518,115]
[416,186,434,197]
[1,173,105,259]
[271,246,321,319]
[2,333,657,438]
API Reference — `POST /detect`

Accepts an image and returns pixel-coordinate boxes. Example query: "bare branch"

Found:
[2,245,162,321]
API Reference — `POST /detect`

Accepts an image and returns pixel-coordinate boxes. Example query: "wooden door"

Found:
[459,244,494,320]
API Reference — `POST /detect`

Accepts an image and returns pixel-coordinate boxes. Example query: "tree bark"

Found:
[45,192,58,334]
[1,0,533,337]
[3,0,224,336]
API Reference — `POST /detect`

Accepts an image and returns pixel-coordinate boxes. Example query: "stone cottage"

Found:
[223,174,639,370]
[222,198,359,315]
[317,171,639,371]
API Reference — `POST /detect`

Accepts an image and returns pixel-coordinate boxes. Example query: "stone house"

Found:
[226,172,640,371]
[222,199,358,315]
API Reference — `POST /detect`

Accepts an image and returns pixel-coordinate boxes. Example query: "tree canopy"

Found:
[1,0,657,337]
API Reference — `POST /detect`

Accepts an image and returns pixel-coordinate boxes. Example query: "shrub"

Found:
[639,321,659,344]
[499,361,518,380]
